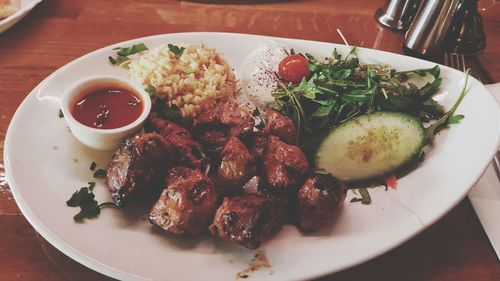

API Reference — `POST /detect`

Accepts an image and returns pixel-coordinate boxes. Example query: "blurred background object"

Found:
[444,0,486,55]
[375,0,421,31]
[403,0,461,57]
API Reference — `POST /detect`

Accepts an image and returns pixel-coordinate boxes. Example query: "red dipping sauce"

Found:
[71,85,143,129]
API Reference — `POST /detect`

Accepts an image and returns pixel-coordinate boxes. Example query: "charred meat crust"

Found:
[149,167,218,235]
[106,133,172,206]
[296,173,348,233]
[263,135,309,191]
[264,109,297,144]
[214,136,256,195]
[192,102,255,156]
[209,193,286,249]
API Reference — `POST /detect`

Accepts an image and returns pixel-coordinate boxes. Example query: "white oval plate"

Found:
[4,32,500,281]
[0,0,42,34]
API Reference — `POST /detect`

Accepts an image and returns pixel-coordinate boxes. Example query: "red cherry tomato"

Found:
[278,55,311,84]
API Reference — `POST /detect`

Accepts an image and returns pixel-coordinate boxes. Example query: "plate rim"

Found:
[4,31,500,281]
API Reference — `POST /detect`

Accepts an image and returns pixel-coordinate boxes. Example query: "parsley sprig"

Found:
[108,43,148,66]
[168,44,185,58]
[66,163,116,222]
[66,182,117,222]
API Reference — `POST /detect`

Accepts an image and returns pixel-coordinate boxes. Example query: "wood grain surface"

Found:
[0,0,499,280]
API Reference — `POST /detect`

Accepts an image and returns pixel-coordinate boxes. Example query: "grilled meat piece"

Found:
[197,129,228,156]
[106,133,172,206]
[218,102,255,140]
[146,116,205,168]
[246,131,268,160]
[193,102,255,156]
[215,137,256,195]
[167,132,206,168]
[296,173,348,233]
[209,193,286,249]
[149,167,218,235]
[263,136,309,191]
[264,110,297,144]
[146,116,190,138]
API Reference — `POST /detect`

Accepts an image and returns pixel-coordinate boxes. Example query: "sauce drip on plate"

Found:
[72,86,143,129]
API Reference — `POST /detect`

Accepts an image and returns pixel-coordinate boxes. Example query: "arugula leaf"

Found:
[168,44,185,57]
[396,65,440,79]
[446,114,465,125]
[425,70,469,142]
[312,105,334,117]
[418,78,443,100]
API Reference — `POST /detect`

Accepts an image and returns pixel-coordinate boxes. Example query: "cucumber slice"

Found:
[315,112,426,182]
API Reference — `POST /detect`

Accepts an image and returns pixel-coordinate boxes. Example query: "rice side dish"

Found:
[128,44,237,117]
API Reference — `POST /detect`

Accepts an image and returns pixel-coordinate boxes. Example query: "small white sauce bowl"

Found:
[61,75,151,151]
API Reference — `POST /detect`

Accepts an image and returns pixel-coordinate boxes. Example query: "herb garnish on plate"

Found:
[108,43,148,67]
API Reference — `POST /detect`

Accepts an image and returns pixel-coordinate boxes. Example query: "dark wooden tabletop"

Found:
[1,0,499,280]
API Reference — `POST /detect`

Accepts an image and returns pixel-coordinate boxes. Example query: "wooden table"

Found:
[1,0,499,280]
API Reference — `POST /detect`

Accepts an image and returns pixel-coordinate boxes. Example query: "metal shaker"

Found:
[376,0,421,31]
[403,0,461,56]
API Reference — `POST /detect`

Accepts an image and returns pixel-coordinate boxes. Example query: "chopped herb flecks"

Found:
[90,161,97,171]
[255,121,265,130]
[168,44,185,58]
[93,169,106,179]
[145,85,157,96]
[58,109,64,118]
[350,188,372,205]
[252,108,261,117]
[66,183,116,222]
[109,43,148,67]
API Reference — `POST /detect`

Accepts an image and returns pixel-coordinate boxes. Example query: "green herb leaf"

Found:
[109,43,148,67]
[117,43,148,57]
[252,108,261,117]
[358,188,372,205]
[446,114,465,125]
[67,186,117,222]
[90,161,97,171]
[145,85,157,96]
[425,70,469,142]
[88,181,96,191]
[93,169,107,179]
[108,56,117,65]
[396,65,441,79]
[66,188,91,207]
[255,121,265,130]
[168,44,185,57]
[58,109,64,118]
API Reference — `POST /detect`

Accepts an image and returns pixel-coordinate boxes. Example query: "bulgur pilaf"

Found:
[128,44,237,117]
